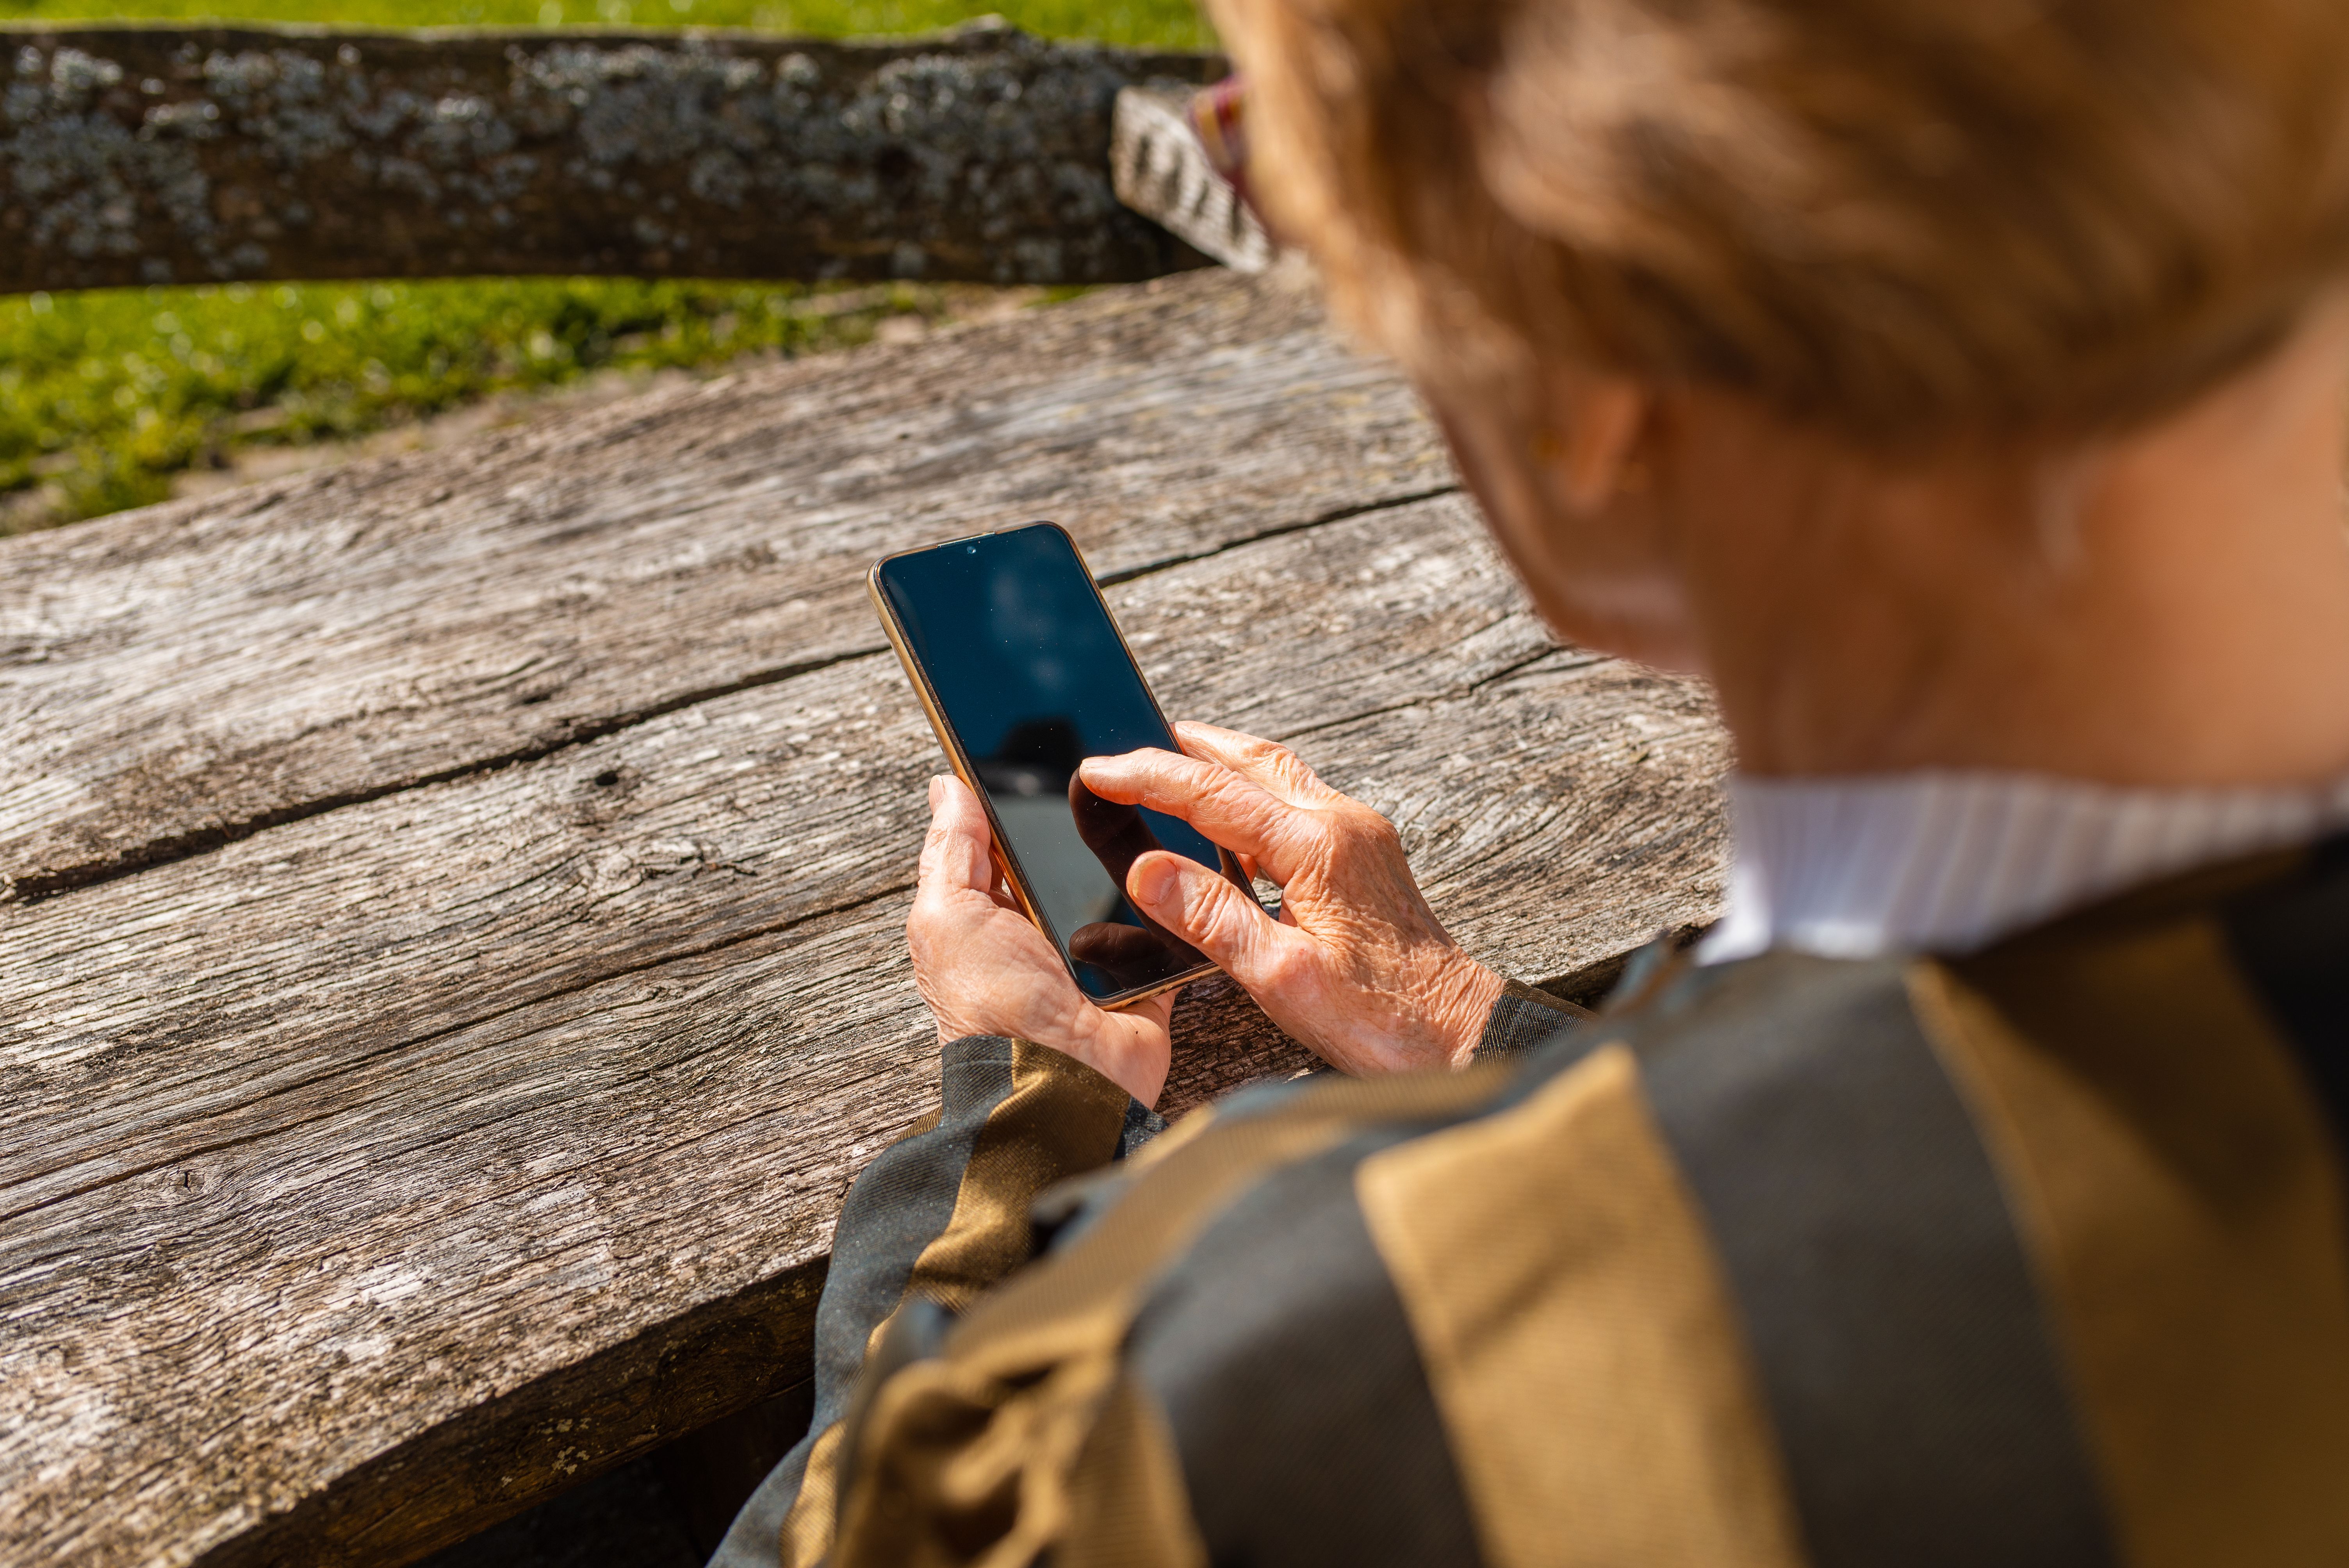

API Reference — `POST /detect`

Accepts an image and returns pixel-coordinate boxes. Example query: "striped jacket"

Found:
[716,834,2349,1567]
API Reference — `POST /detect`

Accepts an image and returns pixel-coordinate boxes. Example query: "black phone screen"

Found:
[874,523,1245,1002]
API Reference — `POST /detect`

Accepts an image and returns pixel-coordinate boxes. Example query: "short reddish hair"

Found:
[1209,0,2349,440]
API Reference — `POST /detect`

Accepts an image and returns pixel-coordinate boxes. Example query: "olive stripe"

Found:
[1637,957,2116,1568]
[1132,1132,1486,1567]
[1934,925,2349,1568]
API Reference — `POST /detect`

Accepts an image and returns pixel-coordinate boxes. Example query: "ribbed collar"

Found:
[1697,769,2349,963]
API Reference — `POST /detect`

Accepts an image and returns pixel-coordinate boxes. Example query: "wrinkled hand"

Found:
[906,774,1174,1106]
[1077,723,1505,1076]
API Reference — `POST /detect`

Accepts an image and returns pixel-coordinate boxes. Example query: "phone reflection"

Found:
[971,716,1211,998]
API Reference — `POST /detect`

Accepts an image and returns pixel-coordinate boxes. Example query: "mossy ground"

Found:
[0,0,1213,533]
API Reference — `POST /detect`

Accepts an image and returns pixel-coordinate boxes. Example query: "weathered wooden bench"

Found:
[0,266,1730,1565]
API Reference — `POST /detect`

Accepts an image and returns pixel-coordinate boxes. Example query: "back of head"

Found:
[1208,0,2349,442]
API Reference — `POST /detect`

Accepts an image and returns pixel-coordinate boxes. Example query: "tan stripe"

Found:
[830,1064,1518,1565]
[1061,1376,1212,1568]
[905,1039,1134,1313]
[951,1062,1513,1371]
[1356,1044,1807,1568]
[1920,923,2349,1568]
[777,1420,848,1568]
[803,1046,1127,1566]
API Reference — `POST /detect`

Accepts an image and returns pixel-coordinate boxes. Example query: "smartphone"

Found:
[868,522,1260,1008]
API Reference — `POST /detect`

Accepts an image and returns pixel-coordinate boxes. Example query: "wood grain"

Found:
[0,266,1452,901]
[0,271,1731,1567]
[0,25,1219,294]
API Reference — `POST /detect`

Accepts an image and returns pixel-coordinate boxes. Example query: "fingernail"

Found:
[1132,853,1178,907]
[929,775,945,806]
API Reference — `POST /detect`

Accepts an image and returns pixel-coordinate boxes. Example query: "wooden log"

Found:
[0,269,1451,903]
[0,270,1732,1565]
[0,22,1221,294]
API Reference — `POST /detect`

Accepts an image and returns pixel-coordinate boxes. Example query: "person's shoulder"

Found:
[1101,941,2100,1566]
[1089,955,1947,1568]
[1946,824,2349,1067]
[1909,831,2349,1564]
[1097,1024,1795,1566]
[1105,830,2349,1564]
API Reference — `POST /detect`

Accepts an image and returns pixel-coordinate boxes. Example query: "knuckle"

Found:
[1201,770,1250,809]
[1162,754,1208,793]
[1132,752,1186,798]
[1203,770,1264,822]
[1192,887,1245,946]
[1266,741,1332,792]
[1178,718,1230,746]
[1291,807,1340,849]
[1262,940,1314,993]
[1199,890,1262,959]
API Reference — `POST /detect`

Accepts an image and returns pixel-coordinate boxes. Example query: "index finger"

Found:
[1076,747,1312,886]
[1173,722,1341,808]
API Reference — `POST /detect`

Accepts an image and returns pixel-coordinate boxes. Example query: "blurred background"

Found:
[0,0,1214,534]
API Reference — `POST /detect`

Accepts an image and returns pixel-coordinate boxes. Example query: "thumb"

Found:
[917,774,997,902]
[1128,852,1296,989]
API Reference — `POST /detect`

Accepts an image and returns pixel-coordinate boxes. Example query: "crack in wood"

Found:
[1276,643,1596,743]
[0,876,914,1228]
[3,483,1460,907]
[1091,481,1462,586]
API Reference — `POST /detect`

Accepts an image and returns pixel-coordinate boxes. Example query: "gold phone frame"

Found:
[866,521,1246,1011]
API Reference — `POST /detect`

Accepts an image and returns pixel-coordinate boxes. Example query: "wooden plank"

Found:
[0,268,1453,901]
[0,495,1727,1566]
[0,23,1220,295]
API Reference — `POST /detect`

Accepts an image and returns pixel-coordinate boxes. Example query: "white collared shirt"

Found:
[1697,769,2349,963]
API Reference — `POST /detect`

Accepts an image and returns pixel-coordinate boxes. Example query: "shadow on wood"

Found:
[191,1265,824,1568]
[410,1378,815,1568]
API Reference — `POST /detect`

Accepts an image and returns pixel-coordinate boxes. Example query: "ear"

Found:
[1537,374,1649,514]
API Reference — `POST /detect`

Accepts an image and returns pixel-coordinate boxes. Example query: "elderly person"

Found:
[717,0,2349,1561]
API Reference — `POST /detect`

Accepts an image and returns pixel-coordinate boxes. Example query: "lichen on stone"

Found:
[5,45,212,264]
[1,26,1211,289]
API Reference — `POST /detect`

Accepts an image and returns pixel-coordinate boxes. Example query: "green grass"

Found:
[0,278,980,525]
[0,0,1214,532]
